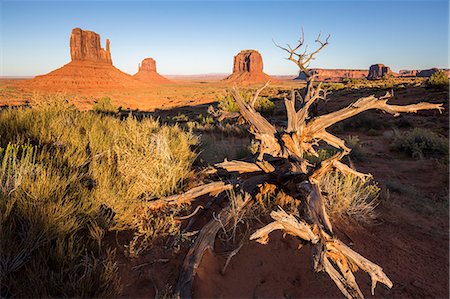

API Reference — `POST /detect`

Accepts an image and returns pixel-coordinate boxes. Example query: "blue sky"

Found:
[1,0,448,76]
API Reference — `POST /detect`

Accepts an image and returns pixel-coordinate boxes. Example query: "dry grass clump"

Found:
[93,96,119,113]
[390,128,448,160]
[320,171,380,223]
[0,94,197,296]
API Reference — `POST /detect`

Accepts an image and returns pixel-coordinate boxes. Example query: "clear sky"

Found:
[1,0,448,76]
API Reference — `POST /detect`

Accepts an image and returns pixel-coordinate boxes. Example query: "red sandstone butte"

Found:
[133,58,171,84]
[223,50,272,84]
[296,69,368,82]
[367,64,395,80]
[21,28,143,91]
[70,28,112,64]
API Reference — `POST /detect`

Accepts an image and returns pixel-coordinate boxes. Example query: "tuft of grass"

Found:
[305,148,337,165]
[217,90,275,115]
[426,70,449,88]
[0,94,197,296]
[321,171,380,223]
[385,180,448,214]
[323,82,345,91]
[197,114,215,126]
[345,135,367,162]
[93,97,119,113]
[390,128,448,160]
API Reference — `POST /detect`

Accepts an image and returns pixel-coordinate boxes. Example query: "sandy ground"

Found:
[0,78,304,111]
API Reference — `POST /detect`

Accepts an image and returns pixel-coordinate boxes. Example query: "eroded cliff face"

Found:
[367,64,393,80]
[139,58,157,72]
[232,50,263,73]
[70,28,112,64]
[133,58,170,83]
[296,69,368,82]
[224,50,272,83]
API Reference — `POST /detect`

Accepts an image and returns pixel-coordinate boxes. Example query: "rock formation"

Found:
[21,28,144,91]
[223,50,272,83]
[296,69,368,82]
[416,68,440,78]
[133,58,171,83]
[70,28,112,64]
[367,64,393,80]
[399,70,418,77]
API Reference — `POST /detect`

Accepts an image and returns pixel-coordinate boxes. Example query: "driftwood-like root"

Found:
[148,182,233,209]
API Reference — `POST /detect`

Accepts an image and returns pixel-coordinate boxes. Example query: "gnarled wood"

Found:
[215,160,263,174]
[250,208,319,244]
[148,182,233,209]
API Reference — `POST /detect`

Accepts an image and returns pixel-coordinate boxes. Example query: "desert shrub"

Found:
[197,114,215,125]
[0,143,121,297]
[0,94,197,296]
[323,82,345,91]
[217,91,275,115]
[320,171,380,223]
[218,94,240,113]
[93,96,119,113]
[255,97,275,115]
[427,70,449,88]
[305,147,337,164]
[345,135,367,161]
[172,113,189,122]
[390,128,448,159]
[334,112,387,132]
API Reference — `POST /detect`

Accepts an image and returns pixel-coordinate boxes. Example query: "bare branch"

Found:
[148,182,233,209]
[307,93,444,135]
[250,81,270,108]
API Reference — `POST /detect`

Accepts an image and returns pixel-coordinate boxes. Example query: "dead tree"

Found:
[155,31,444,299]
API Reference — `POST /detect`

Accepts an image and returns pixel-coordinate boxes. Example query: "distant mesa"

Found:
[133,58,171,84]
[296,69,368,82]
[223,50,272,84]
[398,69,418,77]
[416,68,441,78]
[400,68,450,78]
[367,64,395,80]
[21,28,144,91]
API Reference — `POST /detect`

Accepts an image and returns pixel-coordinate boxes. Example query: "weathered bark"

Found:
[148,182,233,209]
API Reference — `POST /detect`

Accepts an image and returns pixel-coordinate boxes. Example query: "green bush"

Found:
[427,70,449,88]
[93,97,119,113]
[305,148,337,164]
[390,128,448,159]
[217,90,275,115]
[218,94,240,113]
[255,97,275,115]
[323,82,345,91]
[0,94,197,296]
